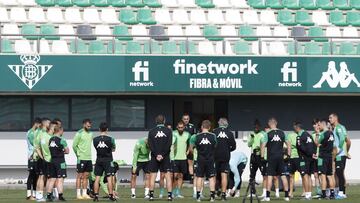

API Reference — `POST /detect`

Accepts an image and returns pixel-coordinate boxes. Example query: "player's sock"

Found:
[284,190,289,198]
[46,192,52,200]
[210,191,215,199]
[266,191,270,198]
[168,192,172,198]
[32,190,36,197]
[149,190,154,198]
[275,188,279,196]
[262,188,266,196]
[27,190,32,197]
[131,188,136,195]
[322,190,326,198]
[82,189,87,196]
[76,189,81,197]
[53,188,59,198]
[330,189,335,198]
[160,188,164,195]
[193,187,197,195]
[196,191,201,199]
[145,188,149,196]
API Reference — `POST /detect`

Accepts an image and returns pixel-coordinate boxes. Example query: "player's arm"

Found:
[247,132,254,148]
[345,136,351,158]
[111,137,116,152]
[100,175,109,195]
[260,134,268,158]
[61,138,70,154]
[161,130,172,157]
[34,135,43,159]
[189,135,196,154]
[132,143,140,171]
[229,131,236,152]
[72,132,80,157]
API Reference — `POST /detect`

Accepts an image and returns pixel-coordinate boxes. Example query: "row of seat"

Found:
[249,0,360,10]
[3,39,360,55]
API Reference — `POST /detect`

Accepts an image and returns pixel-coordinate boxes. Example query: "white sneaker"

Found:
[259,194,266,198]
[131,194,136,199]
[284,197,290,201]
[36,198,46,202]
[144,194,150,199]
[234,191,240,198]
[261,197,270,202]
[176,195,184,199]
[275,193,280,198]
[159,194,163,199]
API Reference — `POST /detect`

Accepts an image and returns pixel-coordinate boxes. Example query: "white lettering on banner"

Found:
[278,62,303,88]
[129,61,154,87]
[173,59,258,75]
[189,78,242,89]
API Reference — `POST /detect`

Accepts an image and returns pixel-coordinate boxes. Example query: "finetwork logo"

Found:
[217,132,228,139]
[8,55,53,90]
[129,61,154,87]
[155,131,167,138]
[97,141,108,148]
[278,62,302,87]
[199,138,211,145]
[313,61,360,89]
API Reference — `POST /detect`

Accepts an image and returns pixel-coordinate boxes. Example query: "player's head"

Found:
[165,122,172,130]
[41,117,51,129]
[201,120,211,132]
[99,122,108,133]
[155,114,165,125]
[177,120,185,134]
[218,117,229,128]
[182,113,190,125]
[54,125,64,136]
[32,117,42,129]
[82,119,92,131]
[319,119,329,131]
[312,118,320,132]
[48,121,58,134]
[329,113,339,125]
[293,121,303,133]
[53,118,62,127]
[254,119,261,132]
[268,117,278,129]
[264,124,270,132]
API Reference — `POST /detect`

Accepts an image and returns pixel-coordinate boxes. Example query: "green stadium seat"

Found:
[144,0,162,8]
[196,0,215,8]
[204,25,223,41]
[113,26,133,41]
[350,0,360,10]
[89,40,107,54]
[295,11,314,26]
[21,24,39,40]
[347,12,360,27]
[330,11,348,26]
[92,0,109,6]
[288,42,304,55]
[339,42,356,55]
[36,0,56,6]
[300,0,318,10]
[233,41,252,55]
[248,0,267,9]
[144,41,161,54]
[283,0,301,9]
[73,0,92,7]
[308,27,328,42]
[107,41,126,54]
[127,0,145,7]
[334,0,351,10]
[239,25,257,41]
[109,0,127,7]
[162,41,180,54]
[1,39,14,53]
[120,10,139,25]
[56,0,74,6]
[40,24,60,40]
[266,0,284,9]
[304,42,322,55]
[322,42,337,55]
[126,41,143,54]
[138,9,156,25]
[180,41,198,55]
[316,0,334,10]
[277,10,297,26]
[70,40,88,54]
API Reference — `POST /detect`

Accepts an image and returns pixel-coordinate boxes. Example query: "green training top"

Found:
[40,132,52,162]
[72,129,93,161]
[334,124,347,158]
[173,130,191,160]
[248,131,266,155]
[287,132,299,158]
[170,133,176,161]
[132,137,150,169]
[189,134,198,160]
[33,128,44,160]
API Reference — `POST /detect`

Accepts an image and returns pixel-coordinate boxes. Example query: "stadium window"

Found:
[33,98,69,129]
[71,98,106,130]
[110,100,145,129]
[0,98,30,131]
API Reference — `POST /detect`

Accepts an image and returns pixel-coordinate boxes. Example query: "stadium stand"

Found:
[0,0,359,55]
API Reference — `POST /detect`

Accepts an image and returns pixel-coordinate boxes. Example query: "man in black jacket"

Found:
[213,118,236,201]
[147,115,173,201]
[294,121,317,200]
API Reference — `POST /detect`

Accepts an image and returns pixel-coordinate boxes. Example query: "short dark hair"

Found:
[53,118,62,124]
[99,122,108,132]
[312,118,320,125]
[42,117,51,123]
[254,119,261,126]
[155,115,165,124]
[83,118,91,124]
[177,120,185,126]
[201,120,211,129]
[321,118,328,123]
[268,117,277,123]
[54,125,63,134]
[33,117,42,125]
[293,121,303,129]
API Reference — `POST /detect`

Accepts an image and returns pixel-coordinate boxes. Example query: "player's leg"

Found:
[56,178,65,201]
[265,175,273,201]
[35,159,45,201]
[26,160,36,200]
[45,178,56,201]
[159,172,165,198]
[81,161,92,199]
[144,172,150,198]
[93,176,101,202]
[130,169,138,198]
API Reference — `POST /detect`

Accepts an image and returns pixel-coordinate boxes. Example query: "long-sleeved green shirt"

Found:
[132,137,150,169]
[72,129,93,161]
[248,131,265,155]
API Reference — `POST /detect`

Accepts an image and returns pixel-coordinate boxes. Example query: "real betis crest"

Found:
[8,55,53,90]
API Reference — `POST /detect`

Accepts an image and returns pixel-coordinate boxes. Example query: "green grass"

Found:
[0,185,360,202]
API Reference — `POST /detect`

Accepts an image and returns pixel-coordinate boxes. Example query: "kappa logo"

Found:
[271,135,282,142]
[199,137,211,145]
[155,131,167,138]
[130,61,154,87]
[8,55,53,90]
[278,62,302,87]
[306,137,313,143]
[97,141,108,148]
[49,141,58,148]
[217,131,228,139]
[328,134,334,142]
[313,61,360,89]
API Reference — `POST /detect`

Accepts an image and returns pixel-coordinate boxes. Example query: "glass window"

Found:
[71,98,106,130]
[33,98,69,129]
[0,98,30,130]
[111,100,145,128]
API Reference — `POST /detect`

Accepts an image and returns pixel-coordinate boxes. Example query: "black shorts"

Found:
[289,158,301,174]
[94,161,115,176]
[266,157,286,176]
[193,160,198,172]
[34,159,45,175]
[173,160,188,174]
[148,156,172,173]
[28,159,35,171]
[196,159,216,178]
[48,161,67,178]
[335,156,346,172]
[132,161,149,176]
[313,159,318,173]
[318,156,333,176]
[77,160,93,173]
[300,158,315,176]
[215,161,230,174]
